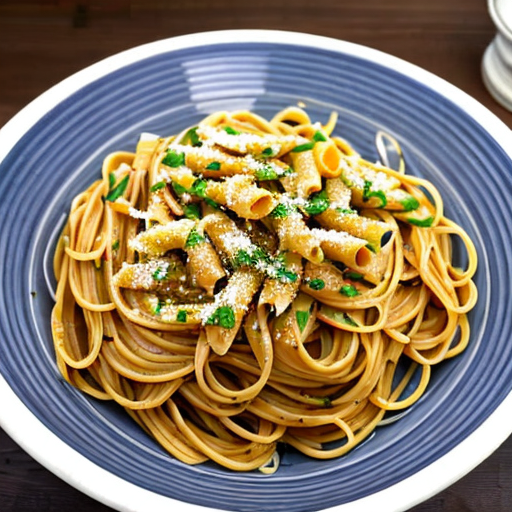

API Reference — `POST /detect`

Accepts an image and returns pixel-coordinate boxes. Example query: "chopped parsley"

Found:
[149,181,166,192]
[344,271,364,281]
[154,299,166,315]
[255,165,293,181]
[320,306,359,327]
[206,306,236,329]
[407,216,435,228]
[171,177,215,206]
[171,181,188,196]
[185,228,205,248]
[269,203,298,218]
[261,147,274,157]
[341,312,359,327]
[296,310,309,332]
[291,141,316,153]
[182,127,202,147]
[223,126,240,135]
[400,196,420,212]
[234,247,269,268]
[254,165,279,181]
[308,278,325,290]
[162,150,186,168]
[362,180,387,208]
[111,239,120,251]
[336,207,357,215]
[176,310,188,323]
[108,172,116,189]
[339,284,359,297]
[276,267,298,282]
[105,174,130,202]
[206,161,221,171]
[303,190,330,216]
[313,130,328,142]
[234,247,297,282]
[320,396,332,407]
[189,179,208,198]
[273,252,298,282]
[152,266,169,281]
[204,197,220,209]
[183,204,201,219]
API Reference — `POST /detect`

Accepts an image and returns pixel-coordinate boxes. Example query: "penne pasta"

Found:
[290,150,322,198]
[205,175,277,219]
[186,240,226,296]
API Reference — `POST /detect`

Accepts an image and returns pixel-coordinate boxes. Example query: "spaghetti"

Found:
[51,108,478,471]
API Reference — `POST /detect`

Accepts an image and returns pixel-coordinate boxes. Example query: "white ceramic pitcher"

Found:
[483,0,512,110]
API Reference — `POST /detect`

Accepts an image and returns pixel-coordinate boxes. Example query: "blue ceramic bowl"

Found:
[1,31,512,512]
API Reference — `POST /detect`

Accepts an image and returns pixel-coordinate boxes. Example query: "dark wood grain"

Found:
[1,1,512,511]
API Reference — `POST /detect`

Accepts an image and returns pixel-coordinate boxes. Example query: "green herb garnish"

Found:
[149,181,166,193]
[223,126,240,135]
[177,310,188,323]
[108,172,116,189]
[342,312,359,327]
[272,252,298,282]
[182,127,202,147]
[313,130,327,142]
[400,196,420,212]
[171,181,188,196]
[276,267,298,282]
[234,247,269,268]
[206,161,221,171]
[255,165,293,181]
[261,147,274,157]
[152,266,169,281]
[206,306,236,329]
[269,203,298,218]
[154,299,166,315]
[344,271,364,281]
[336,207,357,215]
[183,204,201,219]
[291,141,316,153]
[339,284,359,297]
[189,179,207,198]
[362,180,387,208]
[254,165,279,181]
[105,174,130,202]
[296,310,309,332]
[320,396,332,407]
[204,197,220,209]
[308,278,325,290]
[407,216,435,228]
[111,239,120,251]
[162,150,186,168]
[185,228,205,248]
[303,190,330,216]
[234,248,297,282]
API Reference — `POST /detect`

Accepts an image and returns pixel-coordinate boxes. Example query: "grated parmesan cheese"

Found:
[196,125,300,154]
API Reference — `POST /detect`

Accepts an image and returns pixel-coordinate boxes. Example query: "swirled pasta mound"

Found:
[52,107,477,472]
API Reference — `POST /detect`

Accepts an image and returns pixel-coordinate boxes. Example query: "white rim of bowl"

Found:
[1,29,512,512]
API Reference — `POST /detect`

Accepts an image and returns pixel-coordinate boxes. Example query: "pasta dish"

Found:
[51,107,478,472]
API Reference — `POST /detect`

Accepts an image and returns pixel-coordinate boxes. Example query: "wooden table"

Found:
[1,1,511,511]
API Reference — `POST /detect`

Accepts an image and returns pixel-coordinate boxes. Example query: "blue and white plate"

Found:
[1,30,512,512]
